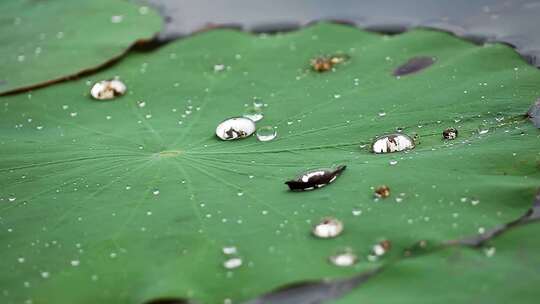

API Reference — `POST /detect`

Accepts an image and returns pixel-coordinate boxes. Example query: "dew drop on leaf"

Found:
[215,117,256,140]
[372,134,415,153]
[137,100,146,108]
[312,217,343,239]
[371,240,391,256]
[90,79,126,100]
[443,128,458,140]
[285,165,346,191]
[329,249,357,267]
[243,105,263,122]
[223,257,242,269]
[256,126,277,142]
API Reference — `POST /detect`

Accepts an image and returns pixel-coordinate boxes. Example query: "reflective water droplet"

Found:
[69,112,78,117]
[8,196,16,202]
[70,260,80,266]
[329,249,357,267]
[243,106,263,122]
[389,160,398,166]
[443,128,458,140]
[378,111,386,117]
[374,185,390,198]
[393,56,435,76]
[137,100,146,108]
[41,272,50,279]
[111,15,124,24]
[371,134,415,154]
[471,198,480,206]
[222,246,237,255]
[214,64,225,72]
[371,240,391,256]
[352,209,362,216]
[484,246,496,257]
[256,126,277,142]
[285,165,346,191]
[479,129,489,135]
[90,79,126,100]
[223,257,242,269]
[152,189,160,195]
[215,117,256,140]
[17,257,25,263]
[312,217,343,239]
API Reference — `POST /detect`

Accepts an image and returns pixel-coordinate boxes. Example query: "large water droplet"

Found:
[312,217,343,239]
[371,134,415,154]
[442,128,458,140]
[216,117,256,140]
[90,79,126,100]
[285,165,346,191]
[256,126,277,142]
[329,249,357,267]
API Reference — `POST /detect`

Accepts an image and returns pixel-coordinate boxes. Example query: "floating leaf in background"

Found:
[1,23,540,304]
[0,0,162,95]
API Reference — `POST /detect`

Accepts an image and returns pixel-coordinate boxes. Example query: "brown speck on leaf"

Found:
[310,54,349,72]
[374,185,390,198]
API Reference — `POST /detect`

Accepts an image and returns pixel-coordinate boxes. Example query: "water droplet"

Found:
[374,185,390,198]
[243,106,263,122]
[237,191,244,197]
[8,196,16,202]
[17,257,25,263]
[152,189,160,195]
[389,160,398,166]
[312,217,343,239]
[69,112,78,117]
[90,79,126,100]
[479,129,489,135]
[378,111,387,117]
[471,198,480,206]
[70,260,80,266]
[222,246,237,255]
[214,64,225,72]
[215,117,256,140]
[371,240,391,256]
[111,15,124,23]
[329,249,357,267]
[484,246,496,257]
[256,126,277,142]
[443,128,458,140]
[41,272,50,279]
[352,209,362,216]
[285,165,346,191]
[223,257,242,269]
[372,134,414,154]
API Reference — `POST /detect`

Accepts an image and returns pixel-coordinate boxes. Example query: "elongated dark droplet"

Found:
[393,56,435,76]
[285,165,346,191]
[526,98,540,128]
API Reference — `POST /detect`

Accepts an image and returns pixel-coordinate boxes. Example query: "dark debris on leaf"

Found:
[526,98,540,128]
[285,165,346,191]
[393,56,435,76]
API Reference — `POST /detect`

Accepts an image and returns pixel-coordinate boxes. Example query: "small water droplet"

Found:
[215,117,256,140]
[90,79,126,100]
[152,189,160,196]
[237,191,244,197]
[222,246,237,255]
[371,134,415,153]
[484,246,496,257]
[329,249,357,267]
[285,165,346,191]
[243,106,263,122]
[378,111,386,117]
[214,64,225,72]
[70,260,80,267]
[256,126,277,142]
[8,196,16,202]
[352,209,362,216]
[312,217,343,239]
[137,100,146,108]
[471,198,480,206]
[111,15,124,24]
[443,128,458,140]
[389,160,398,166]
[372,240,391,256]
[479,129,489,135]
[223,257,242,269]
[41,272,50,279]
